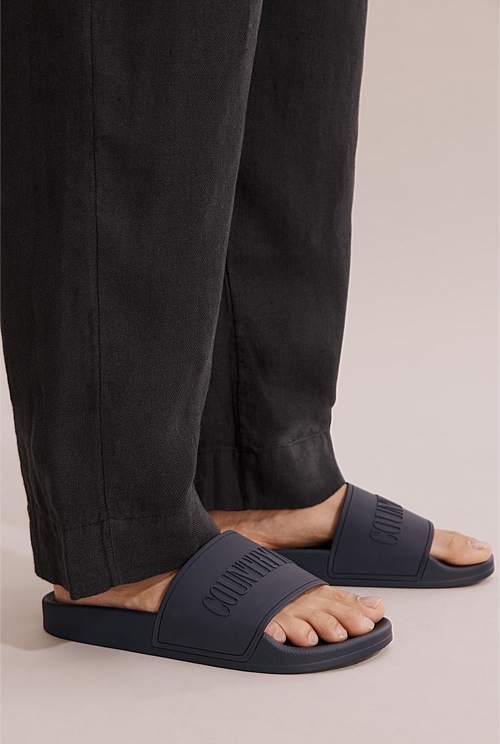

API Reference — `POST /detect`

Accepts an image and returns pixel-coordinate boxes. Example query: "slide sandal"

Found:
[42,530,393,674]
[277,484,495,589]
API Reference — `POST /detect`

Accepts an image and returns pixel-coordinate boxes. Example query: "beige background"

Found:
[1,1,498,742]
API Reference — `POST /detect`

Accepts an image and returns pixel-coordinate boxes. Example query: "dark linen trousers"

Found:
[1,0,368,599]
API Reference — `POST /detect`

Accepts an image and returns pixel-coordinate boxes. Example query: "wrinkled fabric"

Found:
[1,0,368,599]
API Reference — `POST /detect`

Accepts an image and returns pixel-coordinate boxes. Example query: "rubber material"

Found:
[43,530,393,673]
[278,484,495,588]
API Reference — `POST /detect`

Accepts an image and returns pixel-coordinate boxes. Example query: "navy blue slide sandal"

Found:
[278,484,495,589]
[42,531,392,674]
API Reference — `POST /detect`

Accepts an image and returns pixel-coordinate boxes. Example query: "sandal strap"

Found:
[153,531,325,662]
[327,484,434,582]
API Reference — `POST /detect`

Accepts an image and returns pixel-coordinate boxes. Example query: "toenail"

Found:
[273,627,286,643]
[358,596,383,609]
[468,540,490,550]
[362,616,375,630]
[336,626,348,640]
[308,631,318,645]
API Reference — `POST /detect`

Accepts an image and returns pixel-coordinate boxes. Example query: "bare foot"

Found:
[53,559,385,647]
[209,483,493,567]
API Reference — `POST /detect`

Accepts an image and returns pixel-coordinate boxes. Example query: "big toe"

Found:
[431,529,492,566]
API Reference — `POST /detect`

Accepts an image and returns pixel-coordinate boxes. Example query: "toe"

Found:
[431,529,492,566]
[304,609,348,643]
[356,595,386,623]
[270,611,319,647]
[331,605,376,636]
[312,587,385,625]
[264,619,286,644]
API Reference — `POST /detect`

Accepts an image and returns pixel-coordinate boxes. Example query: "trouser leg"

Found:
[196,0,368,510]
[1,0,263,598]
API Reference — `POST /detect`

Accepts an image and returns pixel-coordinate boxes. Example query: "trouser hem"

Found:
[195,428,345,511]
[29,507,220,600]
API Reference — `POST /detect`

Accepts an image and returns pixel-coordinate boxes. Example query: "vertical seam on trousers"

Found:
[224,259,249,508]
[89,0,119,580]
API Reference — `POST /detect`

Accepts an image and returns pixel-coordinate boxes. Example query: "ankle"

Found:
[53,569,178,613]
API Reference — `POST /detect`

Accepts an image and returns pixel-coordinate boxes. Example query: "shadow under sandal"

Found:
[42,530,392,674]
[278,484,495,588]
